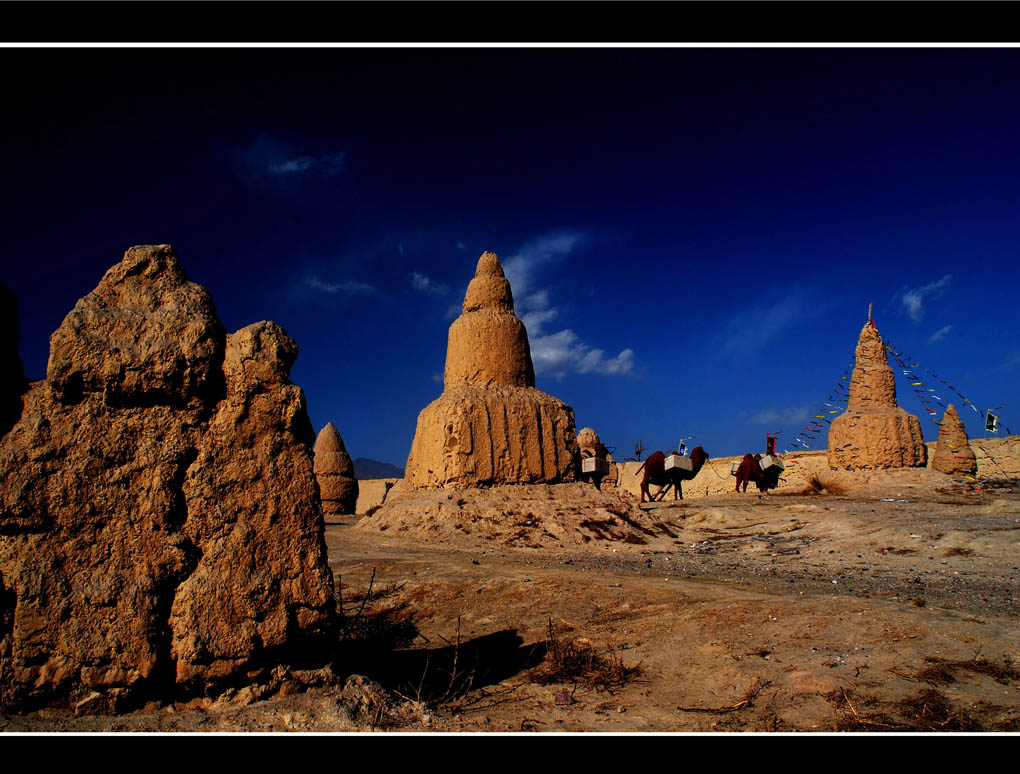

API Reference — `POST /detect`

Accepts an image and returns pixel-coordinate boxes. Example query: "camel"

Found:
[636,446,709,502]
[734,453,782,494]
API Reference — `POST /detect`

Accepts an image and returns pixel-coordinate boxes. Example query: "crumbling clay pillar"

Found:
[827,314,927,470]
[0,282,26,438]
[930,404,978,475]
[314,422,359,515]
[404,252,577,489]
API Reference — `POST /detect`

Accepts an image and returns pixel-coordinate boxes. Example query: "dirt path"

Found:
[321,491,1020,732]
[4,485,1019,733]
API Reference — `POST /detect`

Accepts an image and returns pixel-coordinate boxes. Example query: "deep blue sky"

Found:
[3,47,1019,464]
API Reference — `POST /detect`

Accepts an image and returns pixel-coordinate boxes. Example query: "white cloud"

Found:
[747,405,811,426]
[900,275,951,322]
[306,276,375,294]
[518,289,558,335]
[268,152,345,176]
[721,288,819,357]
[928,324,952,343]
[502,232,585,299]
[531,329,634,380]
[409,271,448,295]
[500,230,634,380]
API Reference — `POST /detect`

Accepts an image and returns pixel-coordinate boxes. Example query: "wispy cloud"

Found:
[900,275,951,322]
[531,329,635,380]
[306,276,375,295]
[929,324,952,343]
[721,288,822,357]
[998,349,1020,371]
[503,232,585,300]
[746,405,811,426]
[268,152,346,176]
[409,271,448,295]
[499,231,635,379]
[236,137,347,185]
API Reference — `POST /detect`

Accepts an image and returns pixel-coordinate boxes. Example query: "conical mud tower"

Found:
[314,422,359,515]
[827,310,927,470]
[930,404,978,475]
[404,252,578,489]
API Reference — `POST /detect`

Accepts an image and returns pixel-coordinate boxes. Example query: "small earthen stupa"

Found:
[827,306,927,470]
[314,422,359,515]
[577,426,618,489]
[930,404,978,475]
[403,252,578,488]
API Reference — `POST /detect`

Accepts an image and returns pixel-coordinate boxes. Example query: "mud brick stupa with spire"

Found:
[827,305,927,470]
[403,251,578,489]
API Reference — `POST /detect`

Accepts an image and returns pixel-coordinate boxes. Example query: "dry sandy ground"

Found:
[3,448,1019,735]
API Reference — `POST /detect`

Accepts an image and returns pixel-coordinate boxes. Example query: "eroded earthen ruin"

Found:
[577,426,618,489]
[403,252,578,489]
[0,281,26,439]
[0,245,336,712]
[314,422,359,516]
[930,403,978,476]
[827,314,927,470]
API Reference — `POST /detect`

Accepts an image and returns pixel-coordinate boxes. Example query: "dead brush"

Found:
[828,686,980,732]
[528,619,639,692]
[804,476,847,496]
[942,547,974,557]
[336,569,421,650]
[916,656,1020,686]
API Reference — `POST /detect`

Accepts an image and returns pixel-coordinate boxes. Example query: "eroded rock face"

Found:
[47,245,225,409]
[169,322,334,688]
[827,319,927,470]
[0,246,335,710]
[404,252,577,489]
[931,404,977,475]
[314,422,359,517]
[0,282,26,438]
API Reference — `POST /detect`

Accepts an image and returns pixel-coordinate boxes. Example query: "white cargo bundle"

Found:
[581,457,610,475]
[730,460,741,476]
[759,455,784,472]
[665,454,693,472]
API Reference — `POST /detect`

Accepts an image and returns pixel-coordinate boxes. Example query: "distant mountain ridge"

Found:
[353,457,405,480]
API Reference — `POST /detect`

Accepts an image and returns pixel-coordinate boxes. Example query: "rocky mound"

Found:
[403,252,577,489]
[355,483,662,549]
[828,315,926,470]
[314,422,359,517]
[931,404,978,476]
[0,245,335,712]
[0,281,26,438]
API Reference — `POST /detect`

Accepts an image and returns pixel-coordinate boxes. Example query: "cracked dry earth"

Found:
[4,478,1020,733]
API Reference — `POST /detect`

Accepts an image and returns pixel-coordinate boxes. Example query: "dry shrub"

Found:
[830,658,1020,732]
[653,521,678,538]
[804,475,847,496]
[336,570,420,651]
[943,547,973,557]
[917,657,1020,686]
[879,546,917,555]
[828,687,979,731]
[529,620,638,692]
